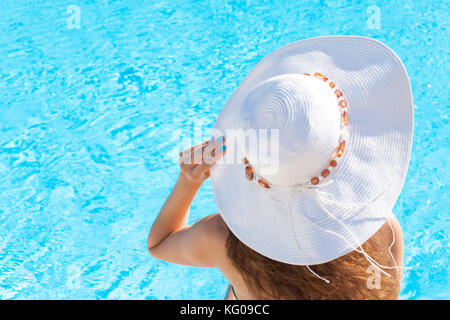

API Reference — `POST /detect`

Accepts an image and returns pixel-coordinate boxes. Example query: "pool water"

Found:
[0,0,448,299]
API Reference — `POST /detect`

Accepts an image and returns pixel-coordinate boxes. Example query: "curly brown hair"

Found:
[226,223,401,300]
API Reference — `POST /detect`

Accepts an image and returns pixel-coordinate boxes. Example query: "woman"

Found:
[147,36,413,299]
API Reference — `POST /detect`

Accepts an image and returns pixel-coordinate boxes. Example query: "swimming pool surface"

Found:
[0,0,448,299]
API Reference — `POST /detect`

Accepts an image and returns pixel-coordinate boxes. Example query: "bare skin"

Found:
[147,139,404,300]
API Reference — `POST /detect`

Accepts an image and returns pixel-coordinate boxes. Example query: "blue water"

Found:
[0,0,448,300]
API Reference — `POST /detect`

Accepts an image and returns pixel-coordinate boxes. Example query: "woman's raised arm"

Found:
[147,138,226,265]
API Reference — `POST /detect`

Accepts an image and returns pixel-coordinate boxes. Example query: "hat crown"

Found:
[240,74,341,186]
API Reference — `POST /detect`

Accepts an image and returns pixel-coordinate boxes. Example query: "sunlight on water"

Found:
[0,0,448,299]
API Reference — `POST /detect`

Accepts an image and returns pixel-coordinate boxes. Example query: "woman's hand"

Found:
[179,137,226,184]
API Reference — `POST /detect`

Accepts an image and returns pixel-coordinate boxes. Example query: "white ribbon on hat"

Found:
[266,179,405,282]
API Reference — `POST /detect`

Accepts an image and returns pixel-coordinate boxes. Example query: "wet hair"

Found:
[225,224,401,300]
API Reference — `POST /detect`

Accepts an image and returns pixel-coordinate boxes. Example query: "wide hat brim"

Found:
[210,36,413,265]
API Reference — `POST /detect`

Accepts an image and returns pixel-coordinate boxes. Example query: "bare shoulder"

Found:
[197,213,230,244]
[376,213,404,268]
[386,213,404,246]
[148,212,231,267]
[190,213,230,266]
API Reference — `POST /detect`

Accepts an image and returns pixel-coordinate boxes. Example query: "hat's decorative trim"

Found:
[243,72,349,188]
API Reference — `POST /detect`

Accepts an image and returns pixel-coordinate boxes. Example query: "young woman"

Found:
[147,36,413,299]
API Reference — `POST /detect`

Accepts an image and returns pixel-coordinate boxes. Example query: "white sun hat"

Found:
[210,36,413,265]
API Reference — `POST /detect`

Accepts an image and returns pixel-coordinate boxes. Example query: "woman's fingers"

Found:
[179,137,225,180]
[179,140,209,165]
[192,137,226,175]
[203,137,226,165]
[179,137,226,181]
[179,140,208,157]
